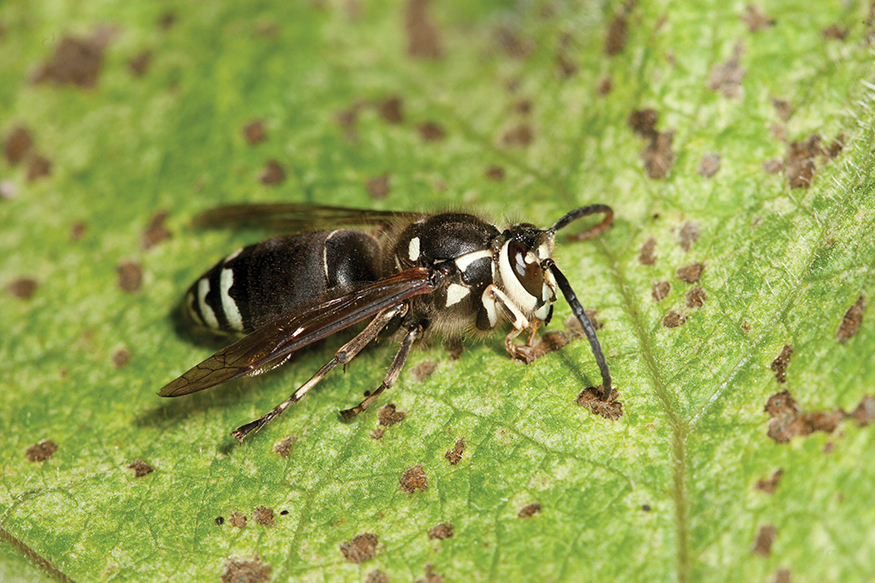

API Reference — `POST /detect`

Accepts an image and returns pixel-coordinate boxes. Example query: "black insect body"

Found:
[159,204,614,441]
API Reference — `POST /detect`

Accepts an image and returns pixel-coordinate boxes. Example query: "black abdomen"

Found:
[186,230,381,333]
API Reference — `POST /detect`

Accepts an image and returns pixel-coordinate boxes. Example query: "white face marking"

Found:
[455,250,492,273]
[498,241,539,312]
[482,285,529,330]
[445,283,470,307]
[408,236,421,262]
[197,278,219,329]
[186,291,204,325]
[220,268,243,331]
[223,247,243,264]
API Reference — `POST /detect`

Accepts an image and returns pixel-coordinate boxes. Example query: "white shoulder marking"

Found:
[223,247,243,263]
[220,268,243,331]
[198,278,219,329]
[408,236,421,262]
[445,283,470,307]
[454,249,491,272]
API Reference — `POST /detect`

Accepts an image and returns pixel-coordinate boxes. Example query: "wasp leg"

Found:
[483,284,538,364]
[232,303,407,441]
[339,323,423,420]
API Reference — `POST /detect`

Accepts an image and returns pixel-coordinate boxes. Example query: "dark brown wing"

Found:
[159,267,440,397]
[193,203,424,232]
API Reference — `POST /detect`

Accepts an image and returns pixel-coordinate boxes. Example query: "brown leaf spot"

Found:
[33,34,108,88]
[157,11,177,29]
[770,344,793,383]
[485,165,505,181]
[141,211,171,249]
[243,120,267,145]
[260,160,286,185]
[444,437,466,465]
[25,439,57,462]
[27,154,52,181]
[677,221,699,252]
[428,522,454,540]
[825,132,845,160]
[605,13,628,56]
[707,43,746,99]
[697,153,721,177]
[400,464,428,494]
[112,348,131,369]
[517,502,541,518]
[755,469,784,494]
[662,310,687,328]
[378,96,404,123]
[336,104,364,142]
[836,295,864,343]
[8,278,38,300]
[741,5,776,31]
[772,569,792,583]
[4,125,33,165]
[409,361,438,383]
[377,403,406,427]
[576,386,624,420]
[252,505,275,526]
[220,555,271,583]
[273,435,296,458]
[676,262,704,284]
[127,460,153,477]
[128,51,151,76]
[597,76,613,95]
[822,24,848,40]
[763,158,784,174]
[684,287,707,309]
[418,121,445,141]
[405,0,442,59]
[228,512,247,528]
[639,237,657,265]
[366,571,389,583]
[628,108,659,138]
[771,96,793,121]
[786,134,824,189]
[640,130,674,179]
[494,27,533,59]
[340,532,380,563]
[415,564,444,583]
[555,54,577,78]
[70,222,87,241]
[764,389,846,443]
[652,281,671,303]
[501,123,533,147]
[752,524,776,556]
[370,428,385,440]
[851,395,875,426]
[117,261,143,293]
[529,330,571,360]
[366,174,390,199]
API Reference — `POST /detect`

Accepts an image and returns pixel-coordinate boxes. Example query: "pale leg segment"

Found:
[482,284,541,365]
[232,303,407,441]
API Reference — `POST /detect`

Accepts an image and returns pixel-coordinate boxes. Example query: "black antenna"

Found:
[543,259,612,397]
[548,204,613,241]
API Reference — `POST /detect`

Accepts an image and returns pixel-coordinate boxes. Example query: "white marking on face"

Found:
[455,250,492,273]
[445,283,470,307]
[223,247,243,264]
[198,278,219,329]
[408,236,421,262]
[498,241,539,312]
[220,268,243,331]
[483,284,530,330]
[481,287,498,327]
[186,291,204,325]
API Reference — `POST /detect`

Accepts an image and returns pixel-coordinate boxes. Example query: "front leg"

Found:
[482,284,538,364]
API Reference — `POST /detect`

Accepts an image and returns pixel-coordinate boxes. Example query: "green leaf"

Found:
[2,1,874,582]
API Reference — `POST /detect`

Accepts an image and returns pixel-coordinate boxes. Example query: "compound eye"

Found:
[508,239,544,297]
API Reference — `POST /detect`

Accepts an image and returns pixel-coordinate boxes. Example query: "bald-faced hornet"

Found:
[159,204,614,441]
